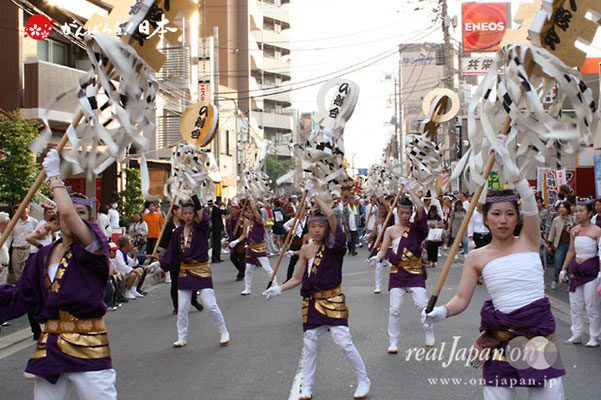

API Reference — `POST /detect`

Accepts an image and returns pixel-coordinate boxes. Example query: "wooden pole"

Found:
[151,194,178,257]
[367,184,405,259]
[0,115,81,250]
[425,62,536,313]
[266,190,308,289]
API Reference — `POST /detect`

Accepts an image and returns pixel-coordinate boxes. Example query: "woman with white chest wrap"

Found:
[423,175,566,400]
[559,198,601,347]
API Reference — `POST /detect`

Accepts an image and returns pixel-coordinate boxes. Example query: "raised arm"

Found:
[280,245,309,292]
[407,188,424,220]
[249,198,262,223]
[49,177,94,248]
[514,176,540,249]
[312,193,337,232]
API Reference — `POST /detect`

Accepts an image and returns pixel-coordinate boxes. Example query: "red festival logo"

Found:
[24,14,55,40]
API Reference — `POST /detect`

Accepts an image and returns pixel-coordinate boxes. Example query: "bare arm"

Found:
[25,228,48,247]
[560,228,577,272]
[236,219,249,242]
[313,193,337,232]
[445,252,480,316]
[376,228,391,260]
[407,188,424,220]
[280,245,309,291]
[249,199,262,223]
[49,176,94,248]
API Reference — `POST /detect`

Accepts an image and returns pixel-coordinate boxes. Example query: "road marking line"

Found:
[288,353,303,400]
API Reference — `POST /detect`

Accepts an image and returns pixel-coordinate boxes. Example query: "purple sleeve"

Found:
[0,255,41,323]
[71,222,110,278]
[328,224,347,252]
[199,210,210,231]
[412,210,429,242]
[159,228,180,269]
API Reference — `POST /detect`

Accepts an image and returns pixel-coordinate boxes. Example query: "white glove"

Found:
[229,239,241,249]
[149,261,161,272]
[493,134,507,166]
[262,285,282,300]
[421,305,448,325]
[284,250,294,258]
[368,255,380,267]
[468,240,476,250]
[42,149,61,180]
[559,269,568,283]
[305,181,316,203]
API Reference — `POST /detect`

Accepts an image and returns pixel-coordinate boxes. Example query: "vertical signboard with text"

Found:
[462,3,510,53]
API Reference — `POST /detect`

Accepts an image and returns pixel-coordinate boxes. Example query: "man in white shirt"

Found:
[108,200,120,228]
[8,205,38,283]
[467,203,491,249]
[114,235,145,299]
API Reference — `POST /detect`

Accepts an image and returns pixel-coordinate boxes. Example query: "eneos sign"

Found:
[462,3,509,52]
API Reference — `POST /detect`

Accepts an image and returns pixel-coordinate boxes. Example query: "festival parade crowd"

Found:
[0,149,599,400]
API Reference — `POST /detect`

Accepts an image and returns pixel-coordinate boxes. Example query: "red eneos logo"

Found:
[462,3,508,52]
[24,14,55,40]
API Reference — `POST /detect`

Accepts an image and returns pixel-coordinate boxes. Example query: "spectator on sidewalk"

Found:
[117,235,150,296]
[97,204,112,240]
[259,200,278,256]
[547,202,576,289]
[0,212,10,286]
[113,235,145,300]
[537,196,552,268]
[128,212,148,258]
[108,200,120,228]
[448,201,468,257]
[467,203,491,249]
[425,206,443,268]
[342,196,360,256]
[226,202,246,281]
[272,200,287,251]
[8,204,38,284]
[143,202,164,255]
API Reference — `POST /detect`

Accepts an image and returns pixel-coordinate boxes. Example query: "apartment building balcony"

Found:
[263,56,290,78]
[253,110,293,132]
[262,2,290,26]
[156,46,191,89]
[252,30,290,52]
[22,61,87,124]
[261,86,291,105]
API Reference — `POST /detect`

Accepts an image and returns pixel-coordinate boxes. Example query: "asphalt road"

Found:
[1,246,600,399]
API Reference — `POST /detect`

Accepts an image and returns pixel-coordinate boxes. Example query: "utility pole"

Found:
[398,51,404,167]
[393,77,399,160]
[440,0,456,191]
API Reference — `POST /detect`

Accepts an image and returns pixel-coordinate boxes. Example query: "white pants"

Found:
[33,369,117,400]
[374,262,384,292]
[389,286,432,344]
[482,377,564,400]
[302,326,368,392]
[568,279,601,338]
[244,257,276,293]
[177,289,228,342]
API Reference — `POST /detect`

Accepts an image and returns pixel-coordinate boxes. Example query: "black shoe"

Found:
[192,301,204,312]
[33,334,40,341]
[172,309,178,315]
[116,297,129,303]
[235,276,243,281]
[137,290,148,296]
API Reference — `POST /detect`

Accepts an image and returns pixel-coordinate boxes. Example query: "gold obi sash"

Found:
[309,286,342,299]
[180,262,212,278]
[390,258,423,274]
[302,286,348,322]
[486,330,557,362]
[248,240,267,253]
[492,330,556,343]
[34,311,110,360]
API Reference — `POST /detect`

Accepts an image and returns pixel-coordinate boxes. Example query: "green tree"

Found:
[265,155,296,191]
[0,111,41,207]
[116,168,145,227]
